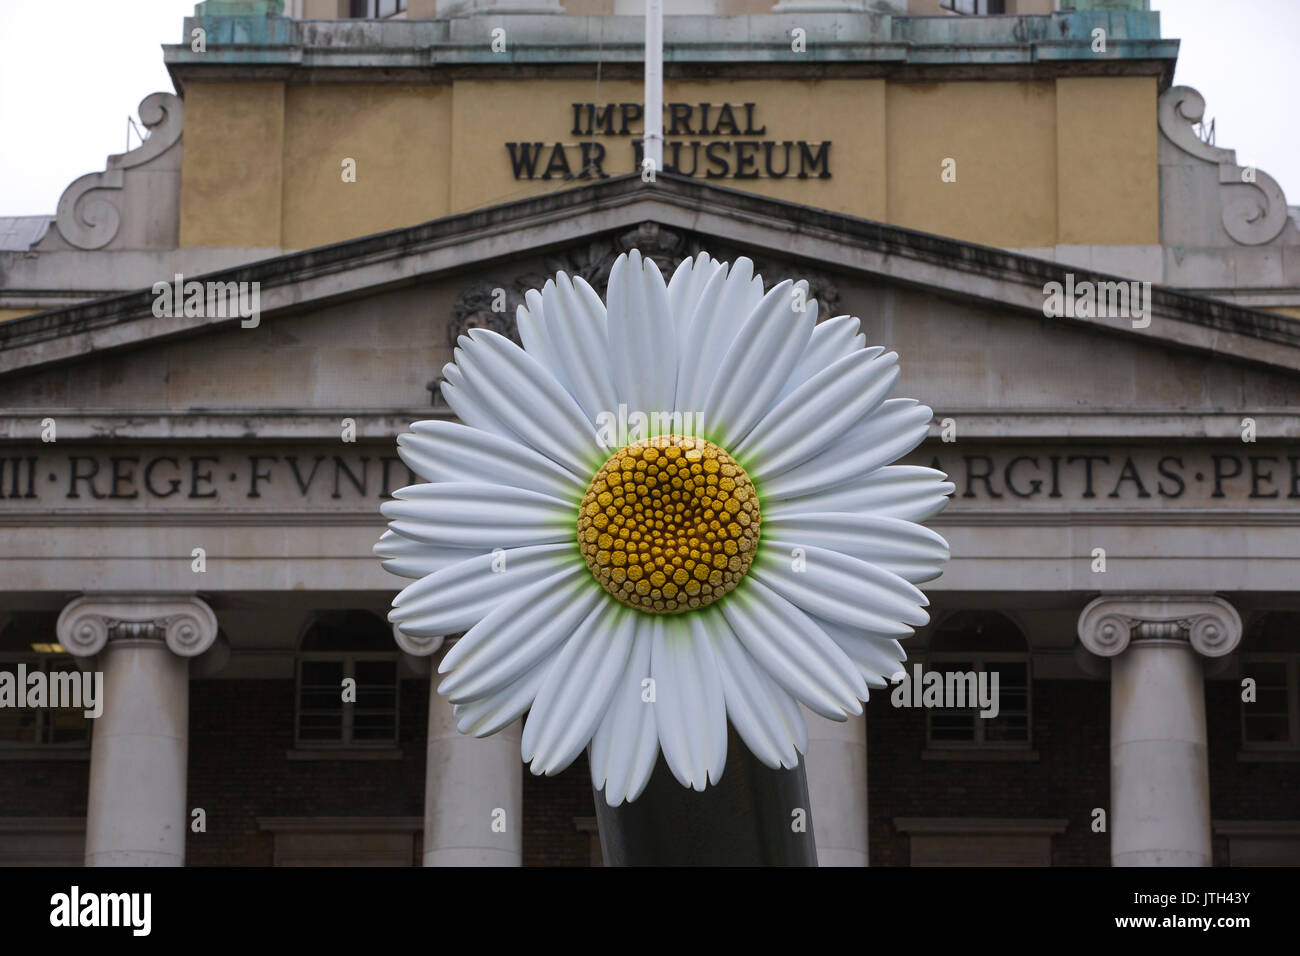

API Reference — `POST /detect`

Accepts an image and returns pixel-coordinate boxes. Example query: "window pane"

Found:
[1255,686,1290,714]
[993,661,1027,684]
[302,660,344,684]
[1243,714,1290,744]
[354,660,396,685]
[0,663,39,744]
[352,712,397,741]
[299,712,345,740]
[985,714,1029,743]
[998,690,1028,711]
[357,689,396,710]
[300,688,343,711]
[0,707,40,744]
[930,714,975,742]
[1247,661,1287,684]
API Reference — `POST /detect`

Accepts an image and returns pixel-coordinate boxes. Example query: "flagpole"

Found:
[644,0,663,174]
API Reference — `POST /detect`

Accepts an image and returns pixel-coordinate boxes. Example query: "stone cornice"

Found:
[56,593,219,659]
[1077,594,1242,659]
[4,174,1300,379]
[163,11,1177,91]
[5,409,1299,442]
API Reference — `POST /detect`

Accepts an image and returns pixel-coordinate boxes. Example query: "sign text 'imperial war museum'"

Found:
[506,102,831,181]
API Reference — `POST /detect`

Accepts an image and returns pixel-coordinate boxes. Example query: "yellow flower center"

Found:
[577,435,760,614]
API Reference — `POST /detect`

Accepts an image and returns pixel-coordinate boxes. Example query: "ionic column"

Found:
[394,630,523,866]
[1078,595,1241,867]
[57,594,218,867]
[801,707,869,866]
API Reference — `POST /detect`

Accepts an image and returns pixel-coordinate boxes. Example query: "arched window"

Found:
[1240,612,1300,750]
[0,611,90,749]
[295,611,399,748]
[925,611,1031,750]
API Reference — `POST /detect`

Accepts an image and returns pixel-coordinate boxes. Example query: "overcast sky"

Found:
[0,0,1296,218]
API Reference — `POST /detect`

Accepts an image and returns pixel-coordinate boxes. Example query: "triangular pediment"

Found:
[2,174,1299,434]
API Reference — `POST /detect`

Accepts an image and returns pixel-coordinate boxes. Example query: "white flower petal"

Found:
[667,252,724,339]
[606,251,676,423]
[452,328,605,477]
[720,577,865,719]
[772,315,873,405]
[372,530,477,580]
[813,615,908,688]
[452,660,553,737]
[709,622,806,769]
[438,565,603,701]
[765,465,955,523]
[590,625,659,806]
[760,399,933,500]
[754,540,930,635]
[440,365,515,440]
[380,481,574,549]
[652,614,727,790]
[521,600,635,776]
[737,348,899,480]
[388,543,578,637]
[515,290,563,377]
[703,279,815,448]
[398,420,587,501]
[675,257,763,413]
[539,273,618,425]
[762,512,950,584]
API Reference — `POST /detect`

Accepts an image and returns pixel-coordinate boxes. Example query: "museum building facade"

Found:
[0,0,1297,866]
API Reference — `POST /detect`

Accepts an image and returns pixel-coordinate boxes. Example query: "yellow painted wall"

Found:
[1056,77,1159,245]
[179,82,285,248]
[887,80,1059,248]
[282,85,452,249]
[0,308,35,323]
[178,75,1158,253]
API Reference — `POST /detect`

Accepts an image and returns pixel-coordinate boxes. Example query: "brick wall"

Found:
[522,754,598,867]
[867,679,1111,866]
[187,678,430,865]
[4,674,1296,866]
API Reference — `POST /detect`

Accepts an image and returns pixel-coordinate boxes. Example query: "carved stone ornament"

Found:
[1077,594,1242,660]
[1158,86,1289,246]
[56,594,218,659]
[444,223,844,359]
[52,92,184,251]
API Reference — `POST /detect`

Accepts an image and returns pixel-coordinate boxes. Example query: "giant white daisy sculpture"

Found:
[376,250,952,805]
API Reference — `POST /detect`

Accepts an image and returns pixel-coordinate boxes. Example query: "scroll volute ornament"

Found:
[1078,595,1242,659]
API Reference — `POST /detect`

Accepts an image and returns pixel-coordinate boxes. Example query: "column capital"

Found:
[57,594,218,659]
[391,623,447,659]
[1077,594,1241,660]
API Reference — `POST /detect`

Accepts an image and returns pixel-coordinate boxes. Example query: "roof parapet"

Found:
[165,9,1175,83]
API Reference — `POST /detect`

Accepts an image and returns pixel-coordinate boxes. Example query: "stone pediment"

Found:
[1,173,1299,438]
